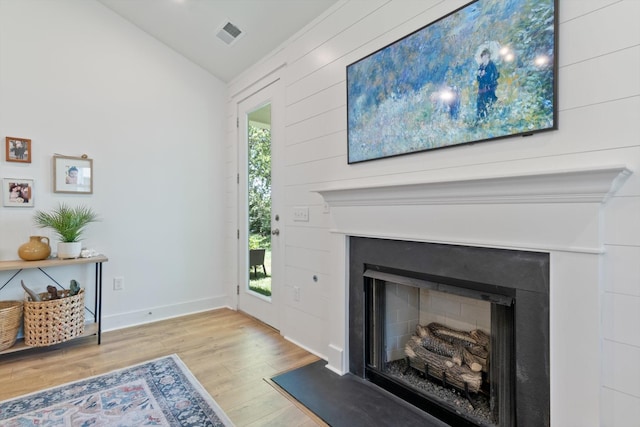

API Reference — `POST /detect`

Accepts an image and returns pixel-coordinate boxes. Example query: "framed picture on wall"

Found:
[3,178,34,207]
[346,0,557,163]
[54,155,93,194]
[5,137,32,163]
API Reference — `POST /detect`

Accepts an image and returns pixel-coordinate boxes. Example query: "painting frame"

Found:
[3,178,35,207]
[53,155,93,194]
[346,0,558,164]
[5,137,32,163]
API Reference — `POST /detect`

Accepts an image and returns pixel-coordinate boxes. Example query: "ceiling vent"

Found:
[216,20,244,46]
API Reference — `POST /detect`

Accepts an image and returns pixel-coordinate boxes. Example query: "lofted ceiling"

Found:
[96,0,340,83]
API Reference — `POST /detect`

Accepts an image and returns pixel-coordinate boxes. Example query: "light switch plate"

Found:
[293,207,309,222]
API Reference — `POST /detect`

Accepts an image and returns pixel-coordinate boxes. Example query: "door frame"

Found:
[235,77,283,330]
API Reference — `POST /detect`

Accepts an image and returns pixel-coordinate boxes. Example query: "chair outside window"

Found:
[249,249,267,278]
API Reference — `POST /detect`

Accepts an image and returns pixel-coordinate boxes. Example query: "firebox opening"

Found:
[363,269,514,427]
[349,237,550,427]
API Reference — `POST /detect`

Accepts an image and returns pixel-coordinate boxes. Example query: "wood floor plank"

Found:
[0,308,322,426]
[225,385,298,426]
[246,404,323,427]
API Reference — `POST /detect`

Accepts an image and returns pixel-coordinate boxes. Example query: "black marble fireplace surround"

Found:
[349,237,550,427]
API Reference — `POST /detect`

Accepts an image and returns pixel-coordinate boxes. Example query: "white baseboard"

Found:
[326,343,347,375]
[283,335,327,362]
[101,296,231,332]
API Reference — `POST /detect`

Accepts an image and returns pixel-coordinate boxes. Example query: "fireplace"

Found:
[349,237,549,426]
[316,165,630,426]
[369,283,502,425]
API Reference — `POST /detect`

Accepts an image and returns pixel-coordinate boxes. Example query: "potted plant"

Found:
[33,203,99,259]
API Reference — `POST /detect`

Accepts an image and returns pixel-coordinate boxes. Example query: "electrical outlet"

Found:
[293,206,309,222]
[293,286,300,301]
[113,277,124,291]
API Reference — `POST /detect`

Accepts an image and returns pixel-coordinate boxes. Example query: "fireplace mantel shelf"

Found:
[315,165,631,206]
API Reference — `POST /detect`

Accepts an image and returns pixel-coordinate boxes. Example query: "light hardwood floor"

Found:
[0,308,322,426]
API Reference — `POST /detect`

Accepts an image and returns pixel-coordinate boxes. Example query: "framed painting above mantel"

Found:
[346,0,557,164]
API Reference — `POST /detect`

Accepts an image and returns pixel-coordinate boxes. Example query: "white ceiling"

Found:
[96,0,339,83]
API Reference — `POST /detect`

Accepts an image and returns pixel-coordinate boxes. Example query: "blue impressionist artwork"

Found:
[346,0,556,164]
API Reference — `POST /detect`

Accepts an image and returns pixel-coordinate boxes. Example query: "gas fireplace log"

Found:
[418,324,486,372]
[470,329,490,348]
[405,336,482,393]
[415,323,429,338]
[466,343,489,360]
[427,322,480,348]
[461,347,486,372]
[416,324,463,366]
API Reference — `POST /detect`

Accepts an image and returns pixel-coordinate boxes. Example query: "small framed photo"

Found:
[3,178,34,207]
[5,137,32,163]
[54,155,93,194]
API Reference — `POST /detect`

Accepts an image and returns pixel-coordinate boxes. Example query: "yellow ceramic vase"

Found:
[18,236,51,261]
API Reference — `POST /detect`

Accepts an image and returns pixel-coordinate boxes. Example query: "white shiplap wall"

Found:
[226,0,640,425]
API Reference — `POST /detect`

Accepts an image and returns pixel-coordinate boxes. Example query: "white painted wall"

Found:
[0,0,229,329]
[0,0,635,423]
[226,0,640,425]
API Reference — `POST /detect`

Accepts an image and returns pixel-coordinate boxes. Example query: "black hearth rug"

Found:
[270,360,448,427]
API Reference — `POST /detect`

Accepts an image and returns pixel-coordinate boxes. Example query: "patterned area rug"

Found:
[0,354,233,426]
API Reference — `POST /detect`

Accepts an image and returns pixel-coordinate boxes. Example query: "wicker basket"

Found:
[0,301,23,351]
[24,289,85,347]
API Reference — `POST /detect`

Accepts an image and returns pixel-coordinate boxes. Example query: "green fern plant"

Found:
[33,203,99,242]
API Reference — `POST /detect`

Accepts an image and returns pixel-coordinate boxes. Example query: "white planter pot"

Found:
[57,241,82,259]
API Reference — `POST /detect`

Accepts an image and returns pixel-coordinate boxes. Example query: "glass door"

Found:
[237,80,282,329]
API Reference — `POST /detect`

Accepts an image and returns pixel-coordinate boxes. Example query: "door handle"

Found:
[271,228,280,236]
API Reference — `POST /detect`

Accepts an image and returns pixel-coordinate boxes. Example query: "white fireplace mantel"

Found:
[315,164,632,427]
[315,165,631,207]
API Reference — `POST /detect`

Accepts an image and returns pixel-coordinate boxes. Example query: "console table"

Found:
[0,255,108,354]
